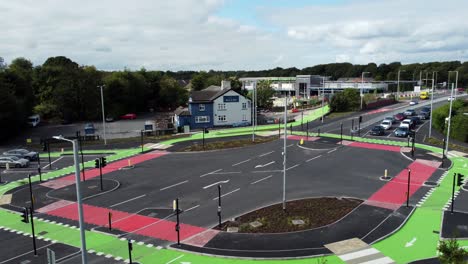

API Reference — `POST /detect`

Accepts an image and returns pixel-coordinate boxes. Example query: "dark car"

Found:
[3,149,39,161]
[404,109,416,116]
[410,116,421,125]
[394,127,410,137]
[370,126,385,136]
[419,109,430,120]
[394,113,406,121]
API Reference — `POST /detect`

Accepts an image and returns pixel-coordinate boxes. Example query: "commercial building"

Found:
[174,81,251,130]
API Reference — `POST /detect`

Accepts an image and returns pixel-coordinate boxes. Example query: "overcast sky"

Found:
[2,0,467,71]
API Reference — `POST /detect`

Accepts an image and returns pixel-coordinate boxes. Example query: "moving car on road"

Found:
[0,156,30,168]
[380,120,392,130]
[370,126,385,136]
[394,127,410,137]
[3,149,39,161]
[448,96,455,101]
[409,100,418,106]
[120,113,137,120]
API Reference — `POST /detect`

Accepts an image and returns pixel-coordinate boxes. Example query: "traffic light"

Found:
[94,159,100,168]
[358,116,362,123]
[100,157,107,168]
[21,207,29,223]
[42,141,48,152]
[204,128,209,134]
[457,173,465,187]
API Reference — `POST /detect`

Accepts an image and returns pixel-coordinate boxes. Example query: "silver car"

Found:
[0,156,30,168]
[3,149,39,161]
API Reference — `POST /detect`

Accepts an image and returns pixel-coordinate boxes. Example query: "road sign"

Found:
[47,248,56,264]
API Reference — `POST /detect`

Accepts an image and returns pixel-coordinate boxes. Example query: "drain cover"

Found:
[424,181,439,187]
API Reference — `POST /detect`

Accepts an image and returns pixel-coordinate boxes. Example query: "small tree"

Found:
[437,238,468,264]
[255,80,275,109]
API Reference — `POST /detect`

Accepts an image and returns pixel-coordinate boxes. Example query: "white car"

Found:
[400,119,413,129]
[380,120,392,130]
[447,96,455,101]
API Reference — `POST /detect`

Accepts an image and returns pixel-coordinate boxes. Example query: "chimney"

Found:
[221,80,231,90]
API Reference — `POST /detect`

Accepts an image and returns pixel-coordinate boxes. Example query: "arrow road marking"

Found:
[255,161,275,168]
[405,237,417,247]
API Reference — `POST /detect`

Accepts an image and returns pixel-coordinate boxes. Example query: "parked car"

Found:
[418,111,430,120]
[394,113,406,121]
[120,113,137,120]
[409,100,418,106]
[380,120,392,130]
[0,156,30,168]
[291,108,299,113]
[3,149,39,161]
[404,109,416,116]
[105,116,115,122]
[410,116,421,125]
[400,119,415,129]
[370,126,385,136]
[394,127,411,137]
[384,116,395,124]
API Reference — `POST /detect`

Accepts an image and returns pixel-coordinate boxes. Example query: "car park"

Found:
[0,156,30,168]
[403,109,416,116]
[3,149,39,161]
[370,125,385,136]
[394,113,406,121]
[380,120,392,130]
[120,113,137,120]
[394,127,410,137]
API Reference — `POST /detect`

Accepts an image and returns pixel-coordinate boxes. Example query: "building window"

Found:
[195,116,210,123]
[218,115,226,122]
[242,103,247,109]
[242,114,247,121]
[199,104,205,111]
[218,103,226,110]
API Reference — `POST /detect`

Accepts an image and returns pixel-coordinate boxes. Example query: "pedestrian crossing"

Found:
[325,238,395,264]
[145,143,172,150]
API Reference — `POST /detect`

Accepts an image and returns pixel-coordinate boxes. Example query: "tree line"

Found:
[1,56,467,141]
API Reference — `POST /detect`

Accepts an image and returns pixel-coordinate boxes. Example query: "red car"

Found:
[291,108,299,113]
[394,113,405,121]
[120,113,137,120]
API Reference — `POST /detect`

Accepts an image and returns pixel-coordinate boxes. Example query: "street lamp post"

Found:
[445,83,455,154]
[429,71,437,138]
[98,85,107,145]
[52,136,87,264]
[397,70,405,100]
[449,71,459,99]
[360,72,370,110]
[321,77,325,123]
[283,95,287,210]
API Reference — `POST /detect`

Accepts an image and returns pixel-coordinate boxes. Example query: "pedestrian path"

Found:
[325,238,395,264]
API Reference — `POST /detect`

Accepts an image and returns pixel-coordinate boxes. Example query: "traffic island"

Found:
[214,197,362,233]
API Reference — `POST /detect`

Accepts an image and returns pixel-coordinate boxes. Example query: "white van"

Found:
[27,115,40,127]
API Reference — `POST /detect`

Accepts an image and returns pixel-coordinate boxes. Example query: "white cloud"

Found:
[1,0,467,70]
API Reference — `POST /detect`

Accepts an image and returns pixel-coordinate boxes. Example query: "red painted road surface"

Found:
[46,202,206,242]
[348,142,402,152]
[365,160,438,209]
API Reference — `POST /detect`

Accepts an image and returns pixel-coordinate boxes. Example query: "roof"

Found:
[174,107,191,116]
[190,86,231,103]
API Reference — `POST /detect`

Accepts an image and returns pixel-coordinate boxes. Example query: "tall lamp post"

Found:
[445,83,455,154]
[282,95,287,210]
[397,70,405,100]
[52,136,87,264]
[449,71,459,99]
[98,85,107,145]
[360,72,370,110]
[428,71,437,138]
[321,77,326,123]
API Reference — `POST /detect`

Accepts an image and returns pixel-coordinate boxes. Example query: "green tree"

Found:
[342,89,360,110]
[255,80,275,108]
[330,92,348,112]
[191,71,208,91]
[438,238,468,264]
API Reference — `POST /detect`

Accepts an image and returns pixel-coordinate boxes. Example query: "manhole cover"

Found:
[424,181,439,187]
[249,221,262,228]
[38,231,48,235]
[292,219,305,225]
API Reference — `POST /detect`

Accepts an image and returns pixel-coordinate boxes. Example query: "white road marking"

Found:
[211,172,241,175]
[200,169,222,177]
[203,180,230,189]
[255,161,275,168]
[251,175,273,185]
[287,164,300,170]
[160,180,188,191]
[259,151,274,157]
[213,188,240,200]
[232,159,251,167]
[184,204,200,212]
[340,248,380,261]
[415,120,429,132]
[0,242,54,263]
[327,149,337,154]
[287,144,294,147]
[306,155,322,162]
[110,194,146,208]
[166,254,185,264]
[387,129,397,138]
[42,156,64,169]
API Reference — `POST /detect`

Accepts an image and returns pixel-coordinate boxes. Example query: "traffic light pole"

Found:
[217,185,222,227]
[202,128,205,151]
[175,198,180,245]
[29,207,37,256]
[406,169,411,207]
[140,130,144,153]
[28,174,34,213]
[128,239,133,264]
[451,173,456,213]
[340,122,343,143]
[99,159,103,191]
[351,119,354,140]
[76,131,86,181]
[47,141,52,170]
[38,166,42,182]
